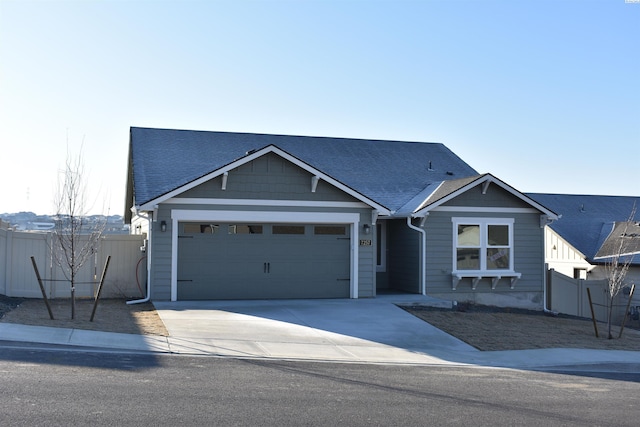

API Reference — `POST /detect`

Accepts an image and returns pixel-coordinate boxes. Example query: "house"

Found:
[125,127,558,308]
[526,193,640,291]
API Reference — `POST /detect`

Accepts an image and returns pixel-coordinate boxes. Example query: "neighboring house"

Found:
[527,193,640,283]
[125,127,558,308]
[526,193,640,288]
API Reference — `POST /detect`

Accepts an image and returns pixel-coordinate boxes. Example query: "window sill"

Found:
[451,271,521,290]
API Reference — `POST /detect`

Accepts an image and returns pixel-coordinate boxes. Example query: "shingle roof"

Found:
[526,193,640,263]
[128,127,478,213]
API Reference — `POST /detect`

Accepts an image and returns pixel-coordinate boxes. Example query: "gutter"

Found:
[406,216,427,295]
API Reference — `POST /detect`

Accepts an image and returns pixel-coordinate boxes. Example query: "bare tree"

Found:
[601,205,638,339]
[52,145,105,319]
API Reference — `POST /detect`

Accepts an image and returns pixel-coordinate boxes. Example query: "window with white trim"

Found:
[452,218,514,272]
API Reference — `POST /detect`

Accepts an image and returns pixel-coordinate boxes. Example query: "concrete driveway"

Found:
[152,295,477,364]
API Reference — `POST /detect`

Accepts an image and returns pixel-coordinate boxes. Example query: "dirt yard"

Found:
[0,296,169,336]
[402,304,640,351]
[2,295,640,351]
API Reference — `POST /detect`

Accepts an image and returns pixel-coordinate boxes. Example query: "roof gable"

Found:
[126,127,478,216]
[137,144,390,214]
[526,193,640,263]
[594,221,640,260]
[412,174,559,218]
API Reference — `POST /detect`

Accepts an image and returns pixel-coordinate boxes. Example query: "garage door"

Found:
[177,223,351,300]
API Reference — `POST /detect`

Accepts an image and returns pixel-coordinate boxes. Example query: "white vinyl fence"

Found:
[1,224,146,300]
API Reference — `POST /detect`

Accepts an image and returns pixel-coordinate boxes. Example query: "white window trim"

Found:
[451,217,515,274]
[170,209,360,301]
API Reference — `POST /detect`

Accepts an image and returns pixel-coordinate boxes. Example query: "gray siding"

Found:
[150,218,172,300]
[387,219,420,293]
[443,183,533,208]
[420,182,546,309]
[147,153,376,300]
[180,153,355,202]
[425,209,545,309]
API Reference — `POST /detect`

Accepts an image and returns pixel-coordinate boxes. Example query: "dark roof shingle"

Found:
[129,127,479,212]
[526,193,640,263]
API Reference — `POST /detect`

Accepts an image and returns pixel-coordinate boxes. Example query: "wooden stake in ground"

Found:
[30,256,54,320]
[90,255,111,322]
[618,283,636,338]
[587,287,599,338]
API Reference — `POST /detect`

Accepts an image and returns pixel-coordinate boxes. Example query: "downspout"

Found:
[543,263,556,315]
[406,216,427,295]
[127,210,152,305]
[540,214,559,315]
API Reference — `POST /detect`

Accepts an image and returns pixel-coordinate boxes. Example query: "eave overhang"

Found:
[411,173,560,220]
[136,144,391,216]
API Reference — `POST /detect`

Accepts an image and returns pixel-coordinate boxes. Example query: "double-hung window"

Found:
[452,218,514,272]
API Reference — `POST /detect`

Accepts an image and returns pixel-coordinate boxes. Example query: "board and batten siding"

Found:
[144,153,377,300]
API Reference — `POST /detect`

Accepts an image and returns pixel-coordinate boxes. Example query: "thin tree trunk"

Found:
[71,275,75,320]
[607,297,614,339]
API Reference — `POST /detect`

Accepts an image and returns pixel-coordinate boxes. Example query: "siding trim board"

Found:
[165,198,370,209]
[414,174,558,220]
[432,206,540,214]
[170,209,361,301]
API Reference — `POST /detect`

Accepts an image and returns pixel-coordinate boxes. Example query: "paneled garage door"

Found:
[177,223,351,300]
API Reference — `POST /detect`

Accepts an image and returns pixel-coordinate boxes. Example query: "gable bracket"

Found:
[481,180,491,195]
[311,176,320,193]
[540,214,555,228]
[221,172,229,191]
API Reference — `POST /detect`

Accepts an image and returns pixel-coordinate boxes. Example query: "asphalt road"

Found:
[1,345,638,426]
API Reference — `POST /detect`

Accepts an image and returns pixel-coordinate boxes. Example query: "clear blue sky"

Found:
[1,0,638,216]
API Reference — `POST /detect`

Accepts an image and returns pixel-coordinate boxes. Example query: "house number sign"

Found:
[359,239,372,246]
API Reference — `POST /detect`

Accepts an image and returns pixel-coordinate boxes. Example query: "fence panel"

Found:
[8,231,52,298]
[549,269,581,316]
[549,268,621,323]
[0,229,145,300]
[0,226,8,295]
[96,235,147,299]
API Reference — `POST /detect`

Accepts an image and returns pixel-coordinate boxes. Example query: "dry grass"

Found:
[403,305,640,351]
[0,297,169,336]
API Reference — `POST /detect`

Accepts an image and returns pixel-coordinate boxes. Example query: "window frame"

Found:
[451,217,515,273]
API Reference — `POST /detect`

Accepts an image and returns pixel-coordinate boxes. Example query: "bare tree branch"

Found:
[603,203,637,338]
[51,143,106,319]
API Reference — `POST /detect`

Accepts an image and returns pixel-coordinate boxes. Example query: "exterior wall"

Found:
[180,153,356,203]
[375,220,390,290]
[386,219,420,293]
[543,227,640,310]
[544,227,592,277]
[146,154,377,301]
[423,183,546,309]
